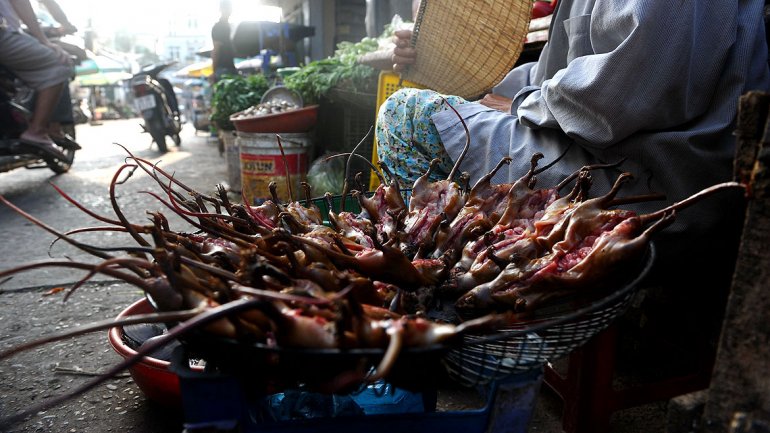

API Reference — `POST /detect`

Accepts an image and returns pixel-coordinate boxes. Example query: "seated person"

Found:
[35,0,80,140]
[375,0,770,363]
[0,0,72,160]
[378,0,768,249]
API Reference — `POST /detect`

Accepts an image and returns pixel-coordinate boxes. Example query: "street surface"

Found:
[0,119,662,432]
[0,119,228,291]
[0,120,227,432]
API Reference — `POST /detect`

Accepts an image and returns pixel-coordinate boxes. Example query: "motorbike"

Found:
[130,62,182,153]
[0,67,80,175]
[72,98,91,125]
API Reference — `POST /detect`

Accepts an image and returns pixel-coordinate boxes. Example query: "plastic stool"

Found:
[543,324,712,433]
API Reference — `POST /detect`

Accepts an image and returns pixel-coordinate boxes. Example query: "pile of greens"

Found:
[210,74,270,131]
[284,37,381,105]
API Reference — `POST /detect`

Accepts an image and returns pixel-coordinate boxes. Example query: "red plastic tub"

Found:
[231,105,319,133]
[107,298,204,407]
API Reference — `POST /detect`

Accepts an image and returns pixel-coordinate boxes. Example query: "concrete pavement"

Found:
[0,119,228,291]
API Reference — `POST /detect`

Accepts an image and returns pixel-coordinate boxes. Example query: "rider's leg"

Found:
[22,81,65,144]
[0,30,71,149]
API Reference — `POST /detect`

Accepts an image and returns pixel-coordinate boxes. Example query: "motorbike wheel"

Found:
[147,118,168,153]
[46,144,75,174]
[172,133,181,146]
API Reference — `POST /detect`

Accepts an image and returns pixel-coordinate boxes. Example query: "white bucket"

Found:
[238,132,313,205]
[223,131,240,191]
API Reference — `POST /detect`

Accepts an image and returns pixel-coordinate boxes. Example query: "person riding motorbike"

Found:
[34,0,84,140]
[0,0,73,161]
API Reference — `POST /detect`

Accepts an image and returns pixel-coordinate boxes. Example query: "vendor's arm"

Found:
[358,48,397,71]
[491,62,539,99]
[515,1,739,149]
[392,29,417,72]
[211,41,222,68]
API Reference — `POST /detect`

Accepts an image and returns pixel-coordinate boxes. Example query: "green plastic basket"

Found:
[309,189,412,225]
[310,194,363,218]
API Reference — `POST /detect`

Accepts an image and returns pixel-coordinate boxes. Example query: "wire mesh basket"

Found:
[175,192,656,394]
[444,244,656,387]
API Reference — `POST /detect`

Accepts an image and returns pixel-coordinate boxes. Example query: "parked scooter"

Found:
[0,68,80,175]
[130,63,182,153]
[72,98,91,125]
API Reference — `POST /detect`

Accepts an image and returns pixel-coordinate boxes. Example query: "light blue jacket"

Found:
[432,0,769,259]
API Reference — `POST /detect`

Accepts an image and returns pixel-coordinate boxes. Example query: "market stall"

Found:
[74,53,134,121]
[0,1,767,433]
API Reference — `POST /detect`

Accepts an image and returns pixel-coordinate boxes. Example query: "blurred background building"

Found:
[44,0,405,124]
[55,0,376,69]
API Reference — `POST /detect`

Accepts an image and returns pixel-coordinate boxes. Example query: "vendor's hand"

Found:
[479,94,514,113]
[392,29,417,72]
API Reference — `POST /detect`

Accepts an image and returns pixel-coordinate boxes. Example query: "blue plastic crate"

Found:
[171,351,543,433]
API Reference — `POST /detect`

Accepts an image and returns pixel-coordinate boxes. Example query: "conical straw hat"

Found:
[402,0,533,99]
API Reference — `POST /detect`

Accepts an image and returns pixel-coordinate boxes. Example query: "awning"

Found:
[175,60,213,78]
[75,53,128,76]
[75,71,133,87]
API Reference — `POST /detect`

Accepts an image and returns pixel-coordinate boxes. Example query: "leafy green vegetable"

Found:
[284,36,383,105]
[210,74,270,131]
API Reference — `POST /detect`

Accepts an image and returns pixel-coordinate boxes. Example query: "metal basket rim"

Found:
[307,189,656,343]
[456,242,656,347]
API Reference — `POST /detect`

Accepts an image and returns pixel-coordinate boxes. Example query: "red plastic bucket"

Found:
[107,298,204,407]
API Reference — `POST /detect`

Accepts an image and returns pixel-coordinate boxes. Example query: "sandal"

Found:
[18,137,69,161]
